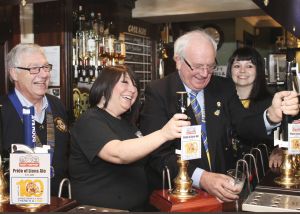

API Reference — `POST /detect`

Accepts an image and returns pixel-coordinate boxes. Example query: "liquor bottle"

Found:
[104,21,116,59]
[86,12,96,64]
[113,39,121,64]
[94,12,105,37]
[78,65,83,83]
[89,64,96,83]
[72,37,79,85]
[118,33,126,64]
[96,64,103,79]
[73,65,79,84]
[81,66,87,83]
[76,5,86,64]
[168,23,174,43]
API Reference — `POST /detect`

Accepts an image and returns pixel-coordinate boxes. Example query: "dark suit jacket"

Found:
[233,95,273,161]
[139,72,270,191]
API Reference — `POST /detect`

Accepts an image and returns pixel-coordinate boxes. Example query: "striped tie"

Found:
[189,91,211,170]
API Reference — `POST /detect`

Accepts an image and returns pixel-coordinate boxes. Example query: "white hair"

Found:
[173,29,217,59]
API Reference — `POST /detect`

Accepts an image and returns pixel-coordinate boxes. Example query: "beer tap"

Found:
[274,60,300,187]
[282,61,293,141]
[167,92,196,199]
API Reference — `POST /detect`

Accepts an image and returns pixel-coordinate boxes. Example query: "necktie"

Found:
[189,91,211,170]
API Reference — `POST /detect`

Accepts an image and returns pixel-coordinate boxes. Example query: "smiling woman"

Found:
[226,46,274,162]
[69,65,190,211]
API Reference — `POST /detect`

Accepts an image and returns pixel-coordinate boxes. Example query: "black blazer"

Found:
[139,72,270,190]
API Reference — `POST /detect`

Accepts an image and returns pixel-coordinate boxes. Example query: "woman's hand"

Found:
[160,113,191,141]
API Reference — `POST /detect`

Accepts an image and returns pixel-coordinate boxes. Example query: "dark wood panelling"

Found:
[0,5,20,95]
[33,0,72,108]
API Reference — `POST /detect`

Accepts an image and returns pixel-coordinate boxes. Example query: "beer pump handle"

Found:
[282,61,293,141]
[176,91,188,114]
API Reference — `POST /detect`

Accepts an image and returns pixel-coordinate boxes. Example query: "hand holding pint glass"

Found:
[226,169,246,196]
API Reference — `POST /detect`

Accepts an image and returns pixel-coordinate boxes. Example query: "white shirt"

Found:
[15,88,48,124]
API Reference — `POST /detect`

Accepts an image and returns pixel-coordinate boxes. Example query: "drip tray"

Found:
[242,191,300,212]
[68,205,128,212]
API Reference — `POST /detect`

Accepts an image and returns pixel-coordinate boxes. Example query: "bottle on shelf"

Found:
[168,23,173,43]
[94,12,105,37]
[76,5,86,65]
[86,12,96,66]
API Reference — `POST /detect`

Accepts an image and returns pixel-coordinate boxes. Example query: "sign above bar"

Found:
[128,25,147,36]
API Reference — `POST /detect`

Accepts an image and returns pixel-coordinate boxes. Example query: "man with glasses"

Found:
[139,30,299,202]
[0,43,69,196]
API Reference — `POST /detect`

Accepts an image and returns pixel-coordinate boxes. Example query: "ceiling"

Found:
[132,0,281,27]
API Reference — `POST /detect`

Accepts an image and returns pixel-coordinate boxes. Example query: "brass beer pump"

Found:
[274,61,300,187]
[0,104,9,203]
[170,154,196,199]
[294,154,300,177]
[274,149,300,187]
[168,92,196,199]
[0,155,9,203]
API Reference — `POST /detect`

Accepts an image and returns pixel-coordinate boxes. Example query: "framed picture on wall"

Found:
[268,53,286,84]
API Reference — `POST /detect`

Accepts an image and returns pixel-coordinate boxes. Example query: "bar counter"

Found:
[150,169,300,212]
[0,197,78,212]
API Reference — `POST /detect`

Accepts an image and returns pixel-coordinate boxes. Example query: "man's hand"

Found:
[267,91,299,123]
[269,147,283,168]
[200,171,239,202]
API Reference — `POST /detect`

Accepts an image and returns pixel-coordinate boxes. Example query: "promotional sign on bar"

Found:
[288,123,300,154]
[10,153,50,205]
[181,125,202,160]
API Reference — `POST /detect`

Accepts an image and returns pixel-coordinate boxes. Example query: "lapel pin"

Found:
[214,110,220,116]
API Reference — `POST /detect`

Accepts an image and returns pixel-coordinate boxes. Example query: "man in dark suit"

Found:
[139,30,299,202]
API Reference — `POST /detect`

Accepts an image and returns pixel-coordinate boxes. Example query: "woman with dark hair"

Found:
[227,47,282,167]
[227,46,271,109]
[69,65,190,211]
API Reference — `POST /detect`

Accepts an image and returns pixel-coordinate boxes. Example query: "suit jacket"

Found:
[139,72,270,190]
[0,93,70,196]
[233,95,273,161]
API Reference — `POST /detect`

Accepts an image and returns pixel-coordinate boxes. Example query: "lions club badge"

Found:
[54,117,68,132]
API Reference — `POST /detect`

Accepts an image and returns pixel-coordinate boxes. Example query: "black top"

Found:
[69,107,147,211]
[0,93,70,196]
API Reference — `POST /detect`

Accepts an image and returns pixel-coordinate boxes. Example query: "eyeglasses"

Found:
[15,64,53,74]
[183,58,217,73]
